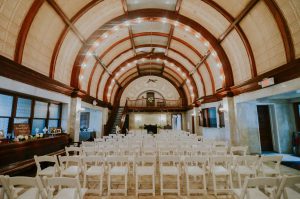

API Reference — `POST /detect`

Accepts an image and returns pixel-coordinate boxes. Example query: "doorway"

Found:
[172,114,182,131]
[257,105,274,152]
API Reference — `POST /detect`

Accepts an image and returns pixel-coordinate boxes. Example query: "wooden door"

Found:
[191,116,195,134]
[257,105,273,151]
[146,92,155,107]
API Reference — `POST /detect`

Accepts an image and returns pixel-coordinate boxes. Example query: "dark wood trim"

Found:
[0,55,110,108]
[29,99,35,132]
[1,55,74,96]
[87,33,214,97]
[263,0,295,62]
[8,96,18,133]
[218,0,259,42]
[293,103,300,132]
[103,53,198,103]
[73,9,234,93]
[14,0,46,63]
[199,58,300,104]
[49,0,103,78]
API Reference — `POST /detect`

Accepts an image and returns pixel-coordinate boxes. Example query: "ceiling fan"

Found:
[139,47,155,57]
[147,79,158,83]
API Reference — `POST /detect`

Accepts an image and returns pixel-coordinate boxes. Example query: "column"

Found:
[222,97,237,146]
[101,107,109,137]
[68,97,81,142]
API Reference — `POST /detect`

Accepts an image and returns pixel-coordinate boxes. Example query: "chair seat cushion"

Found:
[38,166,57,176]
[110,166,128,175]
[235,166,256,175]
[54,188,87,199]
[261,165,279,175]
[186,166,205,175]
[160,166,179,175]
[86,166,104,176]
[212,166,230,175]
[136,166,155,175]
[61,166,81,176]
[233,188,269,199]
[17,188,39,199]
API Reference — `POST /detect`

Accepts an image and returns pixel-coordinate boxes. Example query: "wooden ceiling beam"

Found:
[218,0,259,42]
[47,0,118,87]
[263,0,295,62]
[14,0,46,64]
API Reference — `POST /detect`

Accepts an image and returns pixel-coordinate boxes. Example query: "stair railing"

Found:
[119,100,129,134]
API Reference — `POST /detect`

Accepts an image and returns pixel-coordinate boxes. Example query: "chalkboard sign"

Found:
[14,123,30,136]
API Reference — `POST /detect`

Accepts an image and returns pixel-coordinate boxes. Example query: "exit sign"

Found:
[259,77,275,88]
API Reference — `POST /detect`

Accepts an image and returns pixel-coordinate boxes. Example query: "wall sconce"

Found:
[92,100,97,106]
[218,105,225,113]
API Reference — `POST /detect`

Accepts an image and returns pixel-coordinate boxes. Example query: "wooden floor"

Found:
[84,164,300,199]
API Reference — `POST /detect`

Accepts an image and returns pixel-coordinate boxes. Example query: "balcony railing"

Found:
[126,98,183,109]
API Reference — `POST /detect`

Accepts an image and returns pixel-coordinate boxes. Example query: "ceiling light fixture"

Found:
[81,63,87,68]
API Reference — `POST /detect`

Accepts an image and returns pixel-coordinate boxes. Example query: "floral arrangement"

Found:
[16,133,44,141]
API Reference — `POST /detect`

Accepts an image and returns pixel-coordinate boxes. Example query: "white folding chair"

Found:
[210,156,233,196]
[34,155,60,177]
[82,146,96,156]
[107,156,129,196]
[135,156,156,196]
[230,146,248,157]
[82,156,105,195]
[259,156,282,177]
[212,146,228,156]
[233,177,279,199]
[184,156,208,196]
[81,141,95,147]
[276,175,300,199]
[44,177,87,199]
[159,155,181,195]
[58,156,82,178]
[5,176,47,199]
[0,175,9,199]
[233,155,259,188]
[65,146,82,156]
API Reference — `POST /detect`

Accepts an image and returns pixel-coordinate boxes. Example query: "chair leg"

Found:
[99,174,103,196]
[152,174,155,196]
[186,174,190,196]
[125,174,128,196]
[107,175,111,196]
[238,173,242,188]
[160,175,163,196]
[135,175,138,196]
[203,174,207,195]
[177,174,180,195]
[229,173,233,189]
[83,175,87,188]
[212,174,217,196]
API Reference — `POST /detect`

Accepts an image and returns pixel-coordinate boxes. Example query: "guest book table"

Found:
[0,134,69,175]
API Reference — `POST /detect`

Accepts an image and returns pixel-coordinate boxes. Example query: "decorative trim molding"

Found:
[0,55,110,108]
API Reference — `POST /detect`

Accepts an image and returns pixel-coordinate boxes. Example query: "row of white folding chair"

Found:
[233,175,300,199]
[0,175,87,199]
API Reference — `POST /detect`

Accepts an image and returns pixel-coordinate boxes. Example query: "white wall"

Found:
[120,76,180,106]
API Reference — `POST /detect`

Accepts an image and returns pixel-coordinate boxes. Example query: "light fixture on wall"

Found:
[92,100,97,106]
[218,104,225,113]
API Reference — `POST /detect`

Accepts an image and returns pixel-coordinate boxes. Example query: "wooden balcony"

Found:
[126,98,187,112]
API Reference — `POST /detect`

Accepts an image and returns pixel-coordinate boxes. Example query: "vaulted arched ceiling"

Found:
[0,0,299,106]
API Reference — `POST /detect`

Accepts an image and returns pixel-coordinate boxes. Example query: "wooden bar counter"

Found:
[0,134,69,175]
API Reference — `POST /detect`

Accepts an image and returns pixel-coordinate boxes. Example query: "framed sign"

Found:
[14,124,30,136]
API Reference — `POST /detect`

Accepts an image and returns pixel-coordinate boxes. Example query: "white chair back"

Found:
[65,146,82,156]
[276,175,300,199]
[6,176,47,199]
[34,155,60,176]
[44,177,85,199]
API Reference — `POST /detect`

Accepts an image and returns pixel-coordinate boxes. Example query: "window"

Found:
[201,107,218,128]
[0,90,63,137]
[32,119,46,134]
[0,94,13,137]
[48,104,60,129]
[16,98,32,118]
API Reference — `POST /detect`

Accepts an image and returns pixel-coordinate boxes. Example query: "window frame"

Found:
[0,89,62,137]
